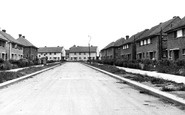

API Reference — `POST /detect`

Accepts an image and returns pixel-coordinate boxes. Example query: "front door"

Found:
[173,50,179,60]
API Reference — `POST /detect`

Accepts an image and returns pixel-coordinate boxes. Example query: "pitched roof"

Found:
[38,47,63,53]
[0,30,22,45]
[114,38,125,47]
[102,42,115,50]
[17,37,38,48]
[137,24,161,41]
[124,29,149,44]
[149,16,181,36]
[0,33,8,41]
[166,16,185,33]
[69,46,97,53]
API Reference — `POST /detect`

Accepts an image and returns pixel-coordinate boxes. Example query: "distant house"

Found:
[100,42,115,60]
[0,30,24,60]
[38,46,65,61]
[165,16,185,60]
[136,16,181,60]
[17,34,38,60]
[69,45,98,61]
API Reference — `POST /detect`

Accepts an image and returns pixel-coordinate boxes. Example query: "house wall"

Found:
[23,47,38,60]
[121,43,132,60]
[10,44,23,60]
[106,48,114,59]
[136,36,159,60]
[100,50,107,59]
[167,31,185,60]
[69,52,97,61]
[0,40,6,60]
[114,46,122,59]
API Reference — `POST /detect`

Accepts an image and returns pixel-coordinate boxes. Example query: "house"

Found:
[38,46,65,61]
[17,34,38,60]
[69,45,98,61]
[0,33,8,60]
[136,16,181,60]
[165,16,185,60]
[120,30,149,60]
[100,42,115,60]
[114,38,125,59]
[0,30,24,60]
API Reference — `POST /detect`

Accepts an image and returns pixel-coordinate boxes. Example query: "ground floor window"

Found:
[182,49,185,55]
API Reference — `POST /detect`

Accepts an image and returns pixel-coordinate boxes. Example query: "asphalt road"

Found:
[0,62,184,115]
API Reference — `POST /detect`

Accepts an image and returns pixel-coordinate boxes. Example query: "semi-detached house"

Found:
[166,16,185,60]
[100,42,115,60]
[38,46,65,61]
[0,30,23,60]
[136,16,181,60]
[69,46,98,61]
[17,34,38,60]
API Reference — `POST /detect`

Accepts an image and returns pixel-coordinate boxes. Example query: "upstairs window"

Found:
[177,30,183,38]
[147,38,151,44]
[140,41,143,46]
[144,40,147,45]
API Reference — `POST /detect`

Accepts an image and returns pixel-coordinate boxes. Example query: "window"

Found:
[54,53,56,55]
[183,29,185,36]
[144,40,147,45]
[79,57,81,60]
[140,41,143,46]
[147,38,151,44]
[177,30,183,38]
[74,53,76,55]
[84,57,86,59]
[84,53,86,55]
[79,53,81,55]
[50,53,52,55]
[183,49,185,55]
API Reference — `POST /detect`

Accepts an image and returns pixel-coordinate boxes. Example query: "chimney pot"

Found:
[22,36,25,38]
[126,35,129,40]
[2,29,6,33]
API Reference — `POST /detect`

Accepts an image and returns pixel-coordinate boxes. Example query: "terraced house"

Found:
[0,30,23,60]
[136,16,181,60]
[69,45,98,61]
[17,34,38,60]
[38,46,65,61]
[166,16,185,60]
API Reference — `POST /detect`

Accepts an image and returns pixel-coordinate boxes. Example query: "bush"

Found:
[0,58,4,64]
[0,61,12,70]
[175,59,185,68]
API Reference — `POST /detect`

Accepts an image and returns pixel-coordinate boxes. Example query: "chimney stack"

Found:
[19,34,22,38]
[126,35,129,40]
[2,29,6,33]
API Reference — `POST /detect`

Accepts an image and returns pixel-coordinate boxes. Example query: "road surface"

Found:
[0,62,184,115]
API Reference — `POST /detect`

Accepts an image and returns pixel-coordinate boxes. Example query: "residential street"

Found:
[0,62,184,115]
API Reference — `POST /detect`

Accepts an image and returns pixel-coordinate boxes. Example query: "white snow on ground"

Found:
[0,62,184,115]
[117,66,185,84]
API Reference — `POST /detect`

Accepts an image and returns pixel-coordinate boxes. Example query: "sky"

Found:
[0,0,185,50]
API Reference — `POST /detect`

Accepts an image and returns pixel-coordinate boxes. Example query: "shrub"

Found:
[175,59,185,68]
[0,61,12,70]
[0,58,4,64]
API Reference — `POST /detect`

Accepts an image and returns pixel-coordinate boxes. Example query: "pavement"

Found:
[117,66,185,84]
[0,62,184,115]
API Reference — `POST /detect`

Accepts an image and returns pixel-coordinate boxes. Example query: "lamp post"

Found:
[88,35,91,63]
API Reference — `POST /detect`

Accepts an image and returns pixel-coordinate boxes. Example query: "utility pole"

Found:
[88,35,91,63]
